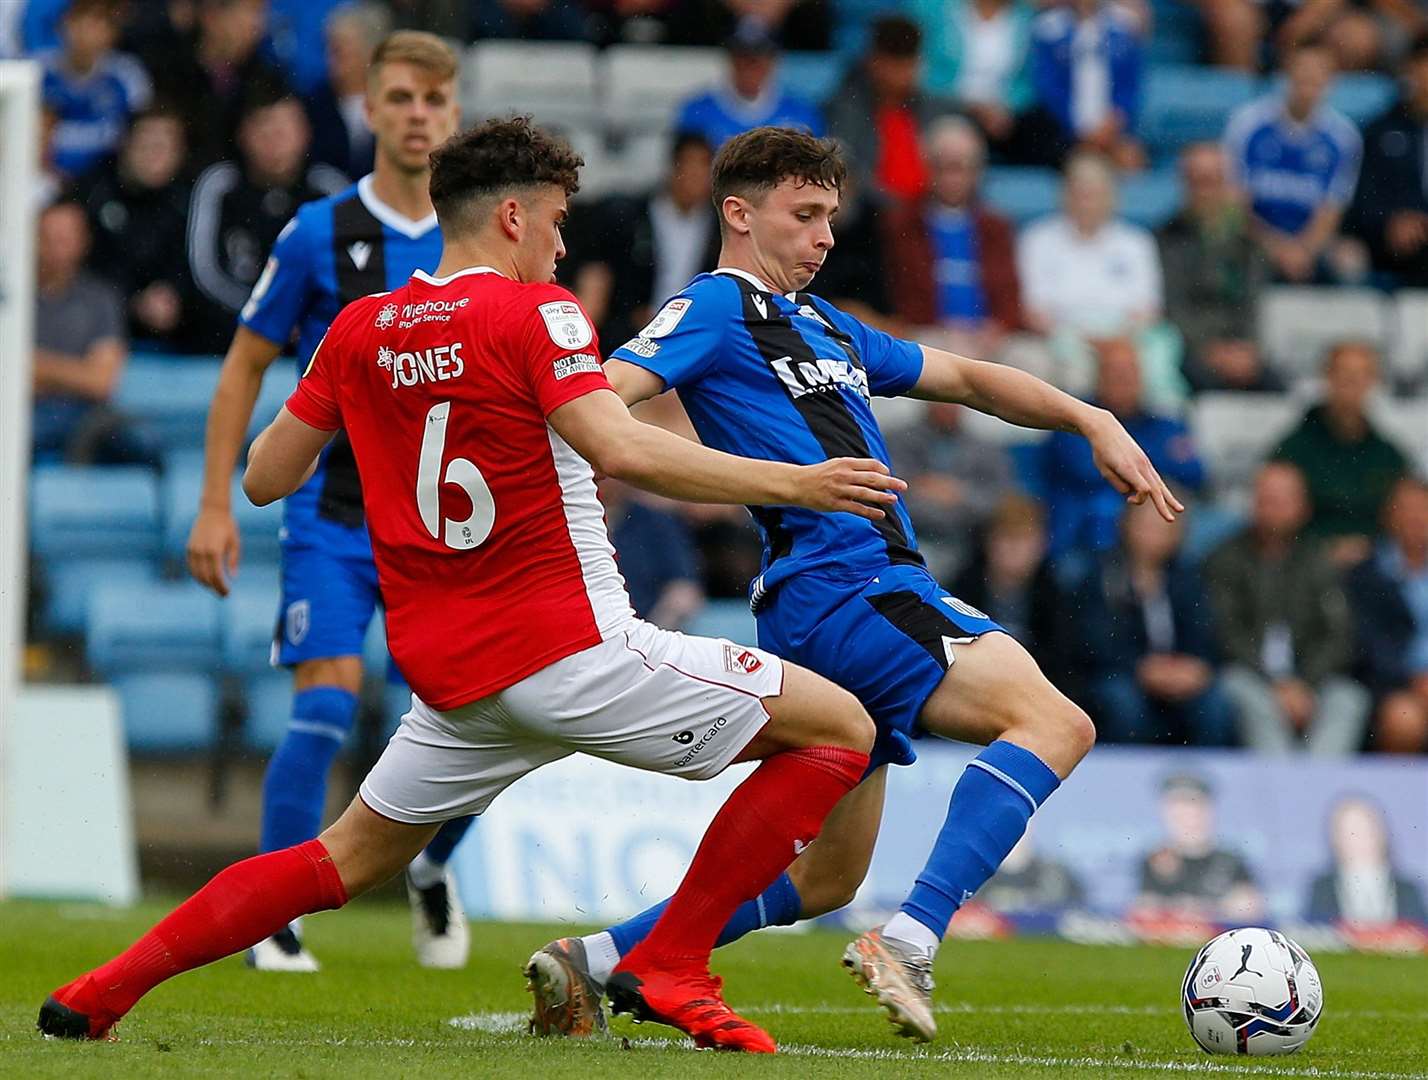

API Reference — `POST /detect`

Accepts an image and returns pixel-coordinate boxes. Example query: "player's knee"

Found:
[1004,691,1095,765]
[826,688,875,754]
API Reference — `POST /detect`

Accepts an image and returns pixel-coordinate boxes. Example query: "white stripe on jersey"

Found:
[544,428,637,639]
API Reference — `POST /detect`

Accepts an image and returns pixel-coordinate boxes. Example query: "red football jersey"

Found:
[285,266,635,710]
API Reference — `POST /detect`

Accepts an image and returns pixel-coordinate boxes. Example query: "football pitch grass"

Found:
[3,899,1427,1079]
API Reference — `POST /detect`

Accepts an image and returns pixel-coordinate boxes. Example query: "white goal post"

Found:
[0,60,40,902]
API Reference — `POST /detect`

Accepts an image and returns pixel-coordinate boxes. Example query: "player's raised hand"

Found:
[797,458,908,520]
[187,506,241,597]
[1085,412,1185,522]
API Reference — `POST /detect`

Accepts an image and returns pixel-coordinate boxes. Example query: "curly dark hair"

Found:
[711,126,846,228]
[428,117,583,235]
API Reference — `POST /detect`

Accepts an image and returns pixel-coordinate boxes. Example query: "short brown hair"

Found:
[428,116,583,235]
[369,30,458,85]
[711,126,846,223]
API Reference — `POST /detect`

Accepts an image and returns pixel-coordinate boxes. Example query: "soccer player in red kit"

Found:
[36,118,910,1053]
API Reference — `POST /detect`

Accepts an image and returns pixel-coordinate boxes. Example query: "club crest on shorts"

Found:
[723,644,763,675]
[538,301,593,349]
[285,599,311,645]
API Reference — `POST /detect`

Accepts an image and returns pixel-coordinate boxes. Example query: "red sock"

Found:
[54,839,347,1027]
[621,744,868,972]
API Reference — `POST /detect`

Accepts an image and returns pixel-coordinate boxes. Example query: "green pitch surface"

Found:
[3,899,1427,1079]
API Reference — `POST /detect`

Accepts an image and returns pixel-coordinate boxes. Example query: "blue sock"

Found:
[607,872,802,956]
[259,687,358,853]
[900,740,1060,938]
[423,815,476,865]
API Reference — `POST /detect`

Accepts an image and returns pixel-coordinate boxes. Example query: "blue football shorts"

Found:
[756,562,1006,769]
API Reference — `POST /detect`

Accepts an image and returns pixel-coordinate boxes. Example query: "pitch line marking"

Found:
[445,1012,1428,1078]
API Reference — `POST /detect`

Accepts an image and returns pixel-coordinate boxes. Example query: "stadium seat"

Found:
[464,41,600,132]
[565,128,615,201]
[86,580,222,675]
[30,464,161,561]
[114,671,219,753]
[1326,73,1395,124]
[1390,290,1428,390]
[603,45,726,132]
[981,167,1060,227]
[42,557,160,636]
[1140,66,1256,161]
[240,671,294,751]
[686,599,757,646]
[1119,168,1183,230]
[779,51,845,104]
[222,572,283,674]
[1373,397,1428,473]
[1258,287,1390,384]
[1146,0,1202,65]
[606,132,671,197]
[161,452,283,566]
[1189,392,1304,493]
[115,355,222,451]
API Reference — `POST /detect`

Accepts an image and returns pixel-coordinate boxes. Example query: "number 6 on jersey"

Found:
[417,401,495,550]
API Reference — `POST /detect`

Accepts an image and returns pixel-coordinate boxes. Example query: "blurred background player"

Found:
[183,30,473,972]
[529,126,1180,1044]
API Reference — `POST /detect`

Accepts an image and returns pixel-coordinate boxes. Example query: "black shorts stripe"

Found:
[734,278,922,568]
[319,195,390,528]
[866,589,970,672]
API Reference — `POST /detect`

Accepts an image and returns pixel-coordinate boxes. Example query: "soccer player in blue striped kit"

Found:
[185,31,474,972]
[526,126,1183,1042]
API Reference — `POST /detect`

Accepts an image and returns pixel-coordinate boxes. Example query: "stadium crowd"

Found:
[13,0,1428,757]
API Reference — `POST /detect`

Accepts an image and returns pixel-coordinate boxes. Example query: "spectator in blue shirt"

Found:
[39,0,152,178]
[674,21,824,148]
[599,478,706,630]
[1042,337,1205,556]
[1031,0,1145,171]
[1223,41,1363,284]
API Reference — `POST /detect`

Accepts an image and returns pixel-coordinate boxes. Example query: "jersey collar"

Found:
[712,266,783,295]
[358,174,438,239]
[412,266,504,286]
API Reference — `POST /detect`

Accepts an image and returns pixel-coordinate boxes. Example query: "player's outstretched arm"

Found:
[911,345,1185,522]
[186,326,284,596]
[243,407,336,508]
[549,388,907,519]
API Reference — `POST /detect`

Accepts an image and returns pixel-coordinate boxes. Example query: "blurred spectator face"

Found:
[1094,339,1143,417]
[1123,496,1183,566]
[37,203,91,284]
[366,60,460,176]
[1406,45,1428,116]
[1329,798,1390,870]
[668,137,714,210]
[62,4,119,68]
[1252,462,1311,540]
[123,114,186,189]
[1063,153,1116,234]
[327,12,377,91]
[985,496,1047,587]
[1285,45,1334,120]
[1163,787,1215,854]
[1385,479,1428,554]
[1323,343,1379,419]
[867,47,920,103]
[926,401,964,432]
[201,0,267,63]
[1180,143,1231,218]
[729,47,776,99]
[239,97,310,184]
[926,120,983,210]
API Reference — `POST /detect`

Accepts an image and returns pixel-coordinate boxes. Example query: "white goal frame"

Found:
[0,61,40,901]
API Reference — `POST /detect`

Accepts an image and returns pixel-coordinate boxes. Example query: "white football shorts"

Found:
[359,619,784,824]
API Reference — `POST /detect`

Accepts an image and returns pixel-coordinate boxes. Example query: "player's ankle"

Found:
[580,931,620,987]
[883,912,940,957]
